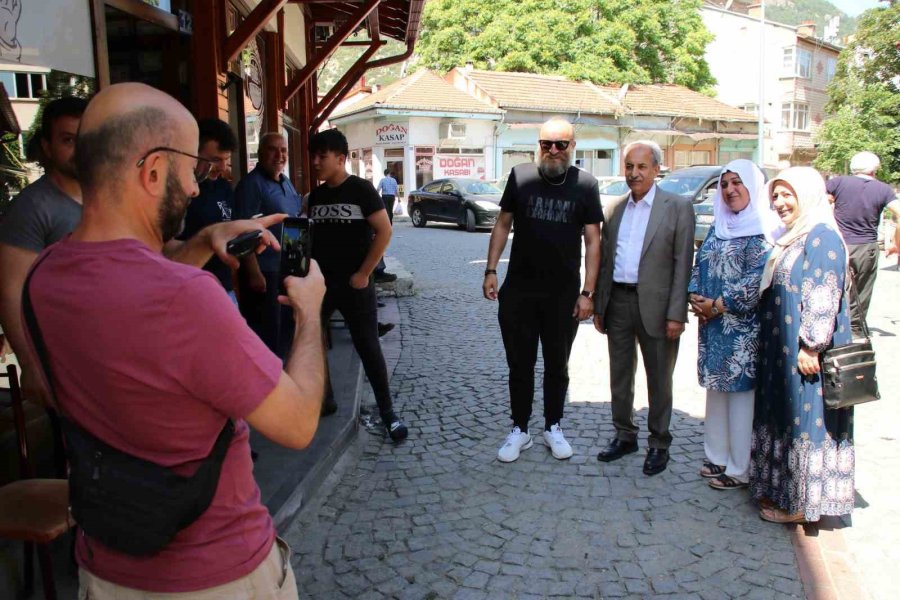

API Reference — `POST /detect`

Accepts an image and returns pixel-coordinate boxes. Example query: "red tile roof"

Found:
[332,69,501,119]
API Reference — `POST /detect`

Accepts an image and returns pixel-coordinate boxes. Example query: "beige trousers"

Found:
[78,537,298,600]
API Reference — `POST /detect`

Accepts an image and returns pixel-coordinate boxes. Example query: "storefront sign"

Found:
[0,0,95,76]
[434,154,485,179]
[375,122,408,146]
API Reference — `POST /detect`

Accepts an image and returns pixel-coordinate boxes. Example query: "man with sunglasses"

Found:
[174,118,239,304]
[483,118,602,463]
[234,133,302,358]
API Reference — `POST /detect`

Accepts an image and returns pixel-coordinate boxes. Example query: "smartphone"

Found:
[279,217,313,293]
[225,230,263,258]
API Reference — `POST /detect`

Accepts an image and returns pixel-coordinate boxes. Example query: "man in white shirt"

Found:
[593,141,695,475]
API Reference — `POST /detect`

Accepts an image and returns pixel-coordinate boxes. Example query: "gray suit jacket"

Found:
[593,186,695,338]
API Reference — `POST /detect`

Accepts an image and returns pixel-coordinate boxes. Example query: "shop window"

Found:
[415,147,434,190]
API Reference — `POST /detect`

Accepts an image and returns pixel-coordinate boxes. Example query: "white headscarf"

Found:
[713,159,782,243]
[759,166,845,292]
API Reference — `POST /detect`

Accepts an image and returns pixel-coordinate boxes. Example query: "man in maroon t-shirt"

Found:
[826,151,900,335]
[28,83,324,598]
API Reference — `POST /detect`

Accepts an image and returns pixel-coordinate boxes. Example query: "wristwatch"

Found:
[484,268,497,277]
[710,301,720,317]
[581,290,594,299]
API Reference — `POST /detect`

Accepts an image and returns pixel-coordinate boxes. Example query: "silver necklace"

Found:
[539,168,568,186]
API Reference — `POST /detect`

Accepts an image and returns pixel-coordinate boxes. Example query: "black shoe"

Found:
[377,302,386,308]
[322,391,337,416]
[597,439,638,462]
[383,412,408,442]
[643,448,670,476]
[374,272,398,283]
[377,322,395,337]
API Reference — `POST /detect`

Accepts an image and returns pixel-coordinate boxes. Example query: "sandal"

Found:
[699,462,726,478]
[759,506,806,524]
[708,474,749,490]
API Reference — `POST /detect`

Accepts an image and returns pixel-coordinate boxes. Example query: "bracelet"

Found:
[484,269,497,276]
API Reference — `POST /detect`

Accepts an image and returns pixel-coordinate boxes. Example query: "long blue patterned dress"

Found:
[750,223,854,521]
[689,231,772,391]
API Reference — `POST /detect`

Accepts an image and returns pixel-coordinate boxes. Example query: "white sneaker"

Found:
[497,427,533,462]
[542,424,573,460]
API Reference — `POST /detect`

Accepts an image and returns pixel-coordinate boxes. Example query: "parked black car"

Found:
[657,166,722,248]
[408,178,502,232]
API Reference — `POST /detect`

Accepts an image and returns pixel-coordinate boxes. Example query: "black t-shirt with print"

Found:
[308,175,385,278]
[500,163,603,291]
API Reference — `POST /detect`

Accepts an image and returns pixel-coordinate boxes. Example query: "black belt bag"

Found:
[23,250,235,556]
[821,279,880,410]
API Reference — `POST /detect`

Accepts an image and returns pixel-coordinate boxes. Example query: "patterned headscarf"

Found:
[713,159,782,244]
[759,167,845,292]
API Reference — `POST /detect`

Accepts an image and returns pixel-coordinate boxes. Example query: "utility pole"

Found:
[758,0,766,167]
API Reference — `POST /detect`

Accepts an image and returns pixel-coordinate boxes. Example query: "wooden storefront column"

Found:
[191,0,223,119]
[297,20,315,194]
[261,30,283,134]
[222,0,289,70]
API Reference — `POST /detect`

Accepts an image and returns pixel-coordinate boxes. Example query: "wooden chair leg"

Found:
[36,544,57,600]
[23,540,34,598]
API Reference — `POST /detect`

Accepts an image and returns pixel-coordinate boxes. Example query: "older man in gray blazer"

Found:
[593,141,694,475]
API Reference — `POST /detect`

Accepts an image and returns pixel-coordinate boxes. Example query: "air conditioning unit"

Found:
[440,121,466,140]
[314,24,335,43]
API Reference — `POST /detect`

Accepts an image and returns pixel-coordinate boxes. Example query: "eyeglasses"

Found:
[136,147,214,183]
[539,139,571,152]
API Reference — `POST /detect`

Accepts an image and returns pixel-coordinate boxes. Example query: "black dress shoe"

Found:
[597,439,639,462]
[643,448,670,476]
[377,322,395,337]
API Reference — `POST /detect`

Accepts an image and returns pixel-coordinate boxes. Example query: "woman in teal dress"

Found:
[689,160,776,491]
[751,167,854,524]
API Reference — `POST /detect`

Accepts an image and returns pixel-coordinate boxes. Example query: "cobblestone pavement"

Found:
[285,222,805,599]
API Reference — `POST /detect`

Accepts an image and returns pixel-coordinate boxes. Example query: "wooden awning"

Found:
[302,0,423,45]
[0,84,21,137]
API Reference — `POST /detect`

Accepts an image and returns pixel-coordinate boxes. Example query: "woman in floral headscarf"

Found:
[689,160,778,490]
[751,167,854,524]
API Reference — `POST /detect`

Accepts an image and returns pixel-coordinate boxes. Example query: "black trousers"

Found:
[498,282,579,432]
[322,279,393,418]
[848,242,879,337]
[238,270,294,359]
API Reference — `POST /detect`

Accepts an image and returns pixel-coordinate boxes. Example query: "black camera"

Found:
[279,217,313,293]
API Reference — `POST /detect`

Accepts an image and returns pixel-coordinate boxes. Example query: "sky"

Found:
[829,0,883,17]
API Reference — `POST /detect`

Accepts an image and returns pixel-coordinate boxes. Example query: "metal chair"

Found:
[0,364,71,600]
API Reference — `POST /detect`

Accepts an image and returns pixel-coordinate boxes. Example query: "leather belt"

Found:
[613,282,638,291]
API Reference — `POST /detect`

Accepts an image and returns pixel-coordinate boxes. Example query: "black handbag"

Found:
[821,280,880,410]
[22,251,235,556]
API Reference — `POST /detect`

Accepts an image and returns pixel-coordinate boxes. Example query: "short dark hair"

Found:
[384,169,390,176]
[76,106,175,195]
[40,97,88,141]
[309,128,348,157]
[198,118,236,153]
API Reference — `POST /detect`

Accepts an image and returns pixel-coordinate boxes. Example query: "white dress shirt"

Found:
[613,184,656,284]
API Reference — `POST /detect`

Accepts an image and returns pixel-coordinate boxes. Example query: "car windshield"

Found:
[599,180,629,195]
[658,175,709,198]
[461,180,502,195]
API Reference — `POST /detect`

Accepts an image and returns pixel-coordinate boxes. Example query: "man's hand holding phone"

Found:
[279,260,325,327]
[212,214,287,269]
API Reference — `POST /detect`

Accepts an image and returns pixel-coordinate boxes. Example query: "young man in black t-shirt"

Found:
[483,118,603,462]
[308,129,408,442]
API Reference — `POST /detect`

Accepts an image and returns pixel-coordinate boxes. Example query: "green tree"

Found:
[412,0,716,92]
[815,4,900,182]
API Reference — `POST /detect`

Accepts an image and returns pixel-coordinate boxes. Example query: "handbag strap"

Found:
[21,250,234,464]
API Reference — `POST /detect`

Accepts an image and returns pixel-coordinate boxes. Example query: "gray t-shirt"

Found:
[0,175,82,252]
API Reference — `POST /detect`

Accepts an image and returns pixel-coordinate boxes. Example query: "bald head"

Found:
[537,118,575,178]
[539,118,575,142]
[76,83,198,195]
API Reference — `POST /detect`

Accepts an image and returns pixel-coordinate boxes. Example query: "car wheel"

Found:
[410,206,427,228]
[465,209,477,233]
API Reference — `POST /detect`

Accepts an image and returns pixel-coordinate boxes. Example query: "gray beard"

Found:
[539,155,570,179]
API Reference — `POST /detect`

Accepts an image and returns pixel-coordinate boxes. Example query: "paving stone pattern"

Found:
[285,222,804,599]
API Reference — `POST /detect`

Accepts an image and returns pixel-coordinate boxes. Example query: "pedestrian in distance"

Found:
[483,117,602,463]
[688,160,777,490]
[593,140,695,476]
[27,82,326,598]
[752,167,855,524]
[825,151,900,336]
[308,128,408,442]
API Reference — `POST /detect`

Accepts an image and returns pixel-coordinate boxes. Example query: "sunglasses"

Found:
[539,139,571,151]
[136,147,214,183]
